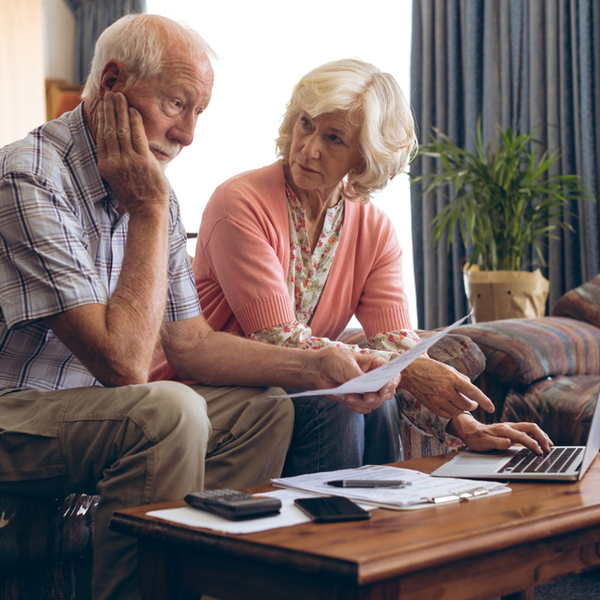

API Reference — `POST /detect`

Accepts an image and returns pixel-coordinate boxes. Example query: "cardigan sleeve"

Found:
[194,165,296,335]
[352,205,413,338]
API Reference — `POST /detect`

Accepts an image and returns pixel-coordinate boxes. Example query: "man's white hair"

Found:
[81,13,215,102]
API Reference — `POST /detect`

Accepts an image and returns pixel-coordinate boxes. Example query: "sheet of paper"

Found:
[271,464,509,509]
[273,311,472,398]
[147,489,316,534]
[146,489,376,534]
[146,464,509,533]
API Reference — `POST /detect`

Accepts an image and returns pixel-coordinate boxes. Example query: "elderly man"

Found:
[0,14,398,600]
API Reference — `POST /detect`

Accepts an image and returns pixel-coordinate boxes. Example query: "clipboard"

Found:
[271,464,511,510]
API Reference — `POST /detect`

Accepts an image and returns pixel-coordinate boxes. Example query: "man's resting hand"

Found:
[308,348,400,415]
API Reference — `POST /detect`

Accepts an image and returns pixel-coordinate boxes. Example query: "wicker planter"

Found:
[464,266,549,322]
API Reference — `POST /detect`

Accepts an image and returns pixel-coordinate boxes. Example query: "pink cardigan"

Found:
[150,161,412,382]
[195,161,412,340]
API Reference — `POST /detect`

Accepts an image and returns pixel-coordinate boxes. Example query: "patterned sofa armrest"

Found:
[456,317,600,389]
[417,330,486,381]
[337,328,486,382]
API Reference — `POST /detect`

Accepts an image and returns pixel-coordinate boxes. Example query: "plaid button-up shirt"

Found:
[0,104,201,390]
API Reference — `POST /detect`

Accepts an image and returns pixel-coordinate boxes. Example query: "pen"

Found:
[327,480,411,488]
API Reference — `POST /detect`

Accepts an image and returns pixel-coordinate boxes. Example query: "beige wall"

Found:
[43,0,75,83]
[0,0,75,148]
[0,0,45,147]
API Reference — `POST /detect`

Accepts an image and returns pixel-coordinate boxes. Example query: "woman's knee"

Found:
[292,395,364,439]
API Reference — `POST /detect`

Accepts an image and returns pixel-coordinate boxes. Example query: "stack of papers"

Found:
[272,464,510,510]
[145,464,510,536]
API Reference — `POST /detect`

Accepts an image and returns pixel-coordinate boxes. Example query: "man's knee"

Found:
[242,390,295,449]
[131,381,211,446]
[263,391,295,428]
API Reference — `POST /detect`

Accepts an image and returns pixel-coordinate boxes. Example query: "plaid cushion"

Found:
[552,273,600,327]
[501,375,600,445]
[457,317,600,389]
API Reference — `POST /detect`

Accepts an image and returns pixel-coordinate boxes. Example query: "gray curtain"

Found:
[410,0,600,329]
[63,0,146,85]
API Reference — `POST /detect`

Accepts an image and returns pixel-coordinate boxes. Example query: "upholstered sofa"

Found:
[6,268,599,599]
[0,327,485,600]
[456,274,600,445]
[8,268,600,600]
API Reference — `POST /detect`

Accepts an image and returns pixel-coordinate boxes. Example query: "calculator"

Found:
[184,489,282,521]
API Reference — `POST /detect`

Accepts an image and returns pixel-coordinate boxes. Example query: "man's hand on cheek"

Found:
[96,92,170,215]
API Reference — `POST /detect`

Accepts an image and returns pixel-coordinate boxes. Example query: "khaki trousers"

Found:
[0,381,293,600]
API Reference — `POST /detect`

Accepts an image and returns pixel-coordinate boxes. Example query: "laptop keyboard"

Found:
[499,446,583,474]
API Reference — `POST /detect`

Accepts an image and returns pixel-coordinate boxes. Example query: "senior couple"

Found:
[0,13,550,600]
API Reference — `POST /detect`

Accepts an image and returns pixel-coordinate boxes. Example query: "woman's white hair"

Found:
[276,58,417,202]
[81,14,215,103]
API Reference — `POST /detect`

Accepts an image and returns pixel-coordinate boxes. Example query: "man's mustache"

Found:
[149,141,181,162]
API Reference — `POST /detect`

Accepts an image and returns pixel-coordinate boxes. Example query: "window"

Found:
[147,0,417,326]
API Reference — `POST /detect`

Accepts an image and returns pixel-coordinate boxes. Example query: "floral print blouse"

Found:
[249,181,460,447]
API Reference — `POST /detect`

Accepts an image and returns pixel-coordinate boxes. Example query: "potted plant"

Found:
[410,122,593,321]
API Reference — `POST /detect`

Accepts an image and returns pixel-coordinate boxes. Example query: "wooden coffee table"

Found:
[111,454,600,600]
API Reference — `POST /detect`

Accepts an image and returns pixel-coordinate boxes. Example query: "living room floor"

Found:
[491,568,600,599]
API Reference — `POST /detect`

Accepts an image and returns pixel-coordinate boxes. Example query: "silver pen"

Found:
[327,480,411,488]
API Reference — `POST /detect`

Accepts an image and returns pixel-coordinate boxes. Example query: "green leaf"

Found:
[411,118,595,271]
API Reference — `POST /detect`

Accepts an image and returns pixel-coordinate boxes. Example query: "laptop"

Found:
[432,391,600,482]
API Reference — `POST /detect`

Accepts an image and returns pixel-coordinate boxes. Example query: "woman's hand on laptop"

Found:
[447,413,554,454]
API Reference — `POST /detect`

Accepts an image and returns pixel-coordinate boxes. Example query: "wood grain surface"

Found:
[112,454,600,600]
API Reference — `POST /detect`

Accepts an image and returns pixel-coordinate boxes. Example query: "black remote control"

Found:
[184,489,282,521]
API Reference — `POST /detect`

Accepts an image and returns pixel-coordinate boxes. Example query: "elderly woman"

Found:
[152,59,551,475]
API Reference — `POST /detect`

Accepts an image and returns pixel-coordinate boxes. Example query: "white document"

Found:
[272,311,473,398]
[271,464,510,509]
[145,464,509,533]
